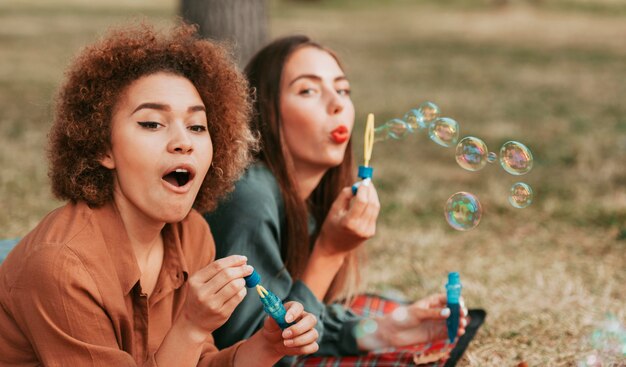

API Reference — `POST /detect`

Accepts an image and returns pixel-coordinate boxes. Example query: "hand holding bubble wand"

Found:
[351,113,375,195]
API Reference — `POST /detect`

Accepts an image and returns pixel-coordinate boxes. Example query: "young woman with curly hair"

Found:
[205,35,468,365]
[0,24,319,366]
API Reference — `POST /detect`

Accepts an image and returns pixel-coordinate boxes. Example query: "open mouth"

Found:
[162,168,193,187]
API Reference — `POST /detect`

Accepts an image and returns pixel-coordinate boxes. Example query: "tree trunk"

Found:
[181,0,268,68]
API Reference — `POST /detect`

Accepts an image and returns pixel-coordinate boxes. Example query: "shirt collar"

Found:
[92,202,189,296]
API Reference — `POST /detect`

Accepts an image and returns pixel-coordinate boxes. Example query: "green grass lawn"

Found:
[1,0,625,365]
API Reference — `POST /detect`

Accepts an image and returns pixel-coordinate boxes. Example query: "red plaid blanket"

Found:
[293,294,454,367]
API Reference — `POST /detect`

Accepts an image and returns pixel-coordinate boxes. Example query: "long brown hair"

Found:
[245,35,362,303]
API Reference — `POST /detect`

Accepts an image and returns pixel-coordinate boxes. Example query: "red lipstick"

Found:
[331,125,349,144]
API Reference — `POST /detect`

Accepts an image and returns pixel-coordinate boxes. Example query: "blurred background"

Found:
[1,0,625,365]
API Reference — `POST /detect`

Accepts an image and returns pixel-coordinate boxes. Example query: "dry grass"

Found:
[1,1,625,366]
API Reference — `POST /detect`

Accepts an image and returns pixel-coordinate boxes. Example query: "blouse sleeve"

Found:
[205,166,364,358]
[2,243,241,367]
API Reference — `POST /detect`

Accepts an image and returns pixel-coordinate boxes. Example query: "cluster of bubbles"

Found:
[375,102,534,231]
[578,314,626,366]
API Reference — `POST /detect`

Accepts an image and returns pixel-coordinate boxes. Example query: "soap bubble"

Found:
[487,152,497,163]
[499,141,533,175]
[374,119,410,142]
[353,318,386,350]
[455,136,489,171]
[418,101,441,122]
[508,182,533,208]
[429,117,459,147]
[444,192,482,231]
[403,109,427,132]
[578,314,626,366]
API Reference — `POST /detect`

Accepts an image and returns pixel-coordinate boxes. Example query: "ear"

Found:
[99,151,115,169]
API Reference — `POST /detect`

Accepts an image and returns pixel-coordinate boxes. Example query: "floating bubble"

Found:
[418,101,441,123]
[578,314,626,366]
[444,192,482,231]
[487,152,497,163]
[403,109,427,132]
[374,119,410,142]
[508,182,533,208]
[429,117,459,147]
[353,318,379,339]
[499,141,533,175]
[455,136,489,171]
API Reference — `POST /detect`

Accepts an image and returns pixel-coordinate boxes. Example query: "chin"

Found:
[156,205,194,223]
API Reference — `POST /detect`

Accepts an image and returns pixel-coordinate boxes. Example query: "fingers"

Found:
[282,312,317,340]
[329,187,353,215]
[283,301,304,323]
[414,293,447,309]
[349,179,372,218]
[193,255,249,282]
[344,181,379,236]
[199,264,254,296]
[410,305,451,321]
[283,328,319,348]
[282,311,319,354]
[263,316,281,334]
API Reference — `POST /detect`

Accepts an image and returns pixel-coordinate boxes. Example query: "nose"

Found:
[327,89,345,116]
[167,122,193,154]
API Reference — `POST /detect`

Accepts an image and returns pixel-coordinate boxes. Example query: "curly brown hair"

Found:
[48,22,254,212]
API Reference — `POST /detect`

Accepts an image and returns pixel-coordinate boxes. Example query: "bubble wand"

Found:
[352,113,375,195]
[244,269,293,329]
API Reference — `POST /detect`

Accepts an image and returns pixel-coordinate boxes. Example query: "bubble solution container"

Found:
[446,272,462,343]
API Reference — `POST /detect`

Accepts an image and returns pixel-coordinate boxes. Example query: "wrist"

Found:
[174,312,211,345]
[311,236,349,262]
[235,330,282,366]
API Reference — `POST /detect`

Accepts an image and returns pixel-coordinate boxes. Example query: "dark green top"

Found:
[205,163,363,364]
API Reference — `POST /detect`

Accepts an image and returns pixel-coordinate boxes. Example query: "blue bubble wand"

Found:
[352,113,375,195]
[445,272,462,343]
[244,270,293,329]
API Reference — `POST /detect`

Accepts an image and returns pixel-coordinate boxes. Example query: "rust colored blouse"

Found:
[0,201,241,366]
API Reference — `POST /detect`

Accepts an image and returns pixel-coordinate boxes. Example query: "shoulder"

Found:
[1,230,99,304]
[231,163,282,207]
[1,202,106,295]
[206,163,283,225]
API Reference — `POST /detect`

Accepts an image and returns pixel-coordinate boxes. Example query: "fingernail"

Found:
[283,329,292,338]
[245,265,253,273]
[459,298,466,309]
[362,178,371,186]
[239,255,247,261]
[285,313,294,323]
[284,339,293,347]
[441,308,450,317]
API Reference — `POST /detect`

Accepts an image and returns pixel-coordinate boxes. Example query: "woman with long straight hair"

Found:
[205,35,467,365]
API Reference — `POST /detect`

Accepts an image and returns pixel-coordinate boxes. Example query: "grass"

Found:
[1,0,625,365]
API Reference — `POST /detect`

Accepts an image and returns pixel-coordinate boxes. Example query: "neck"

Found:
[112,195,165,263]
[292,162,328,201]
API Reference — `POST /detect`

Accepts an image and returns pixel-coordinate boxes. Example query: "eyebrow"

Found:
[288,74,348,86]
[131,103,206,114]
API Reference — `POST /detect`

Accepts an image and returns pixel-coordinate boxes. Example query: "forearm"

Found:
[233,330,282,367]
[300,242,346,300]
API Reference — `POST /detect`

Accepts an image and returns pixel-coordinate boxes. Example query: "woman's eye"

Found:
[337,88,351,96]
[299,88,316,96]
[189,124,207,132]
[137,121,161,129]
